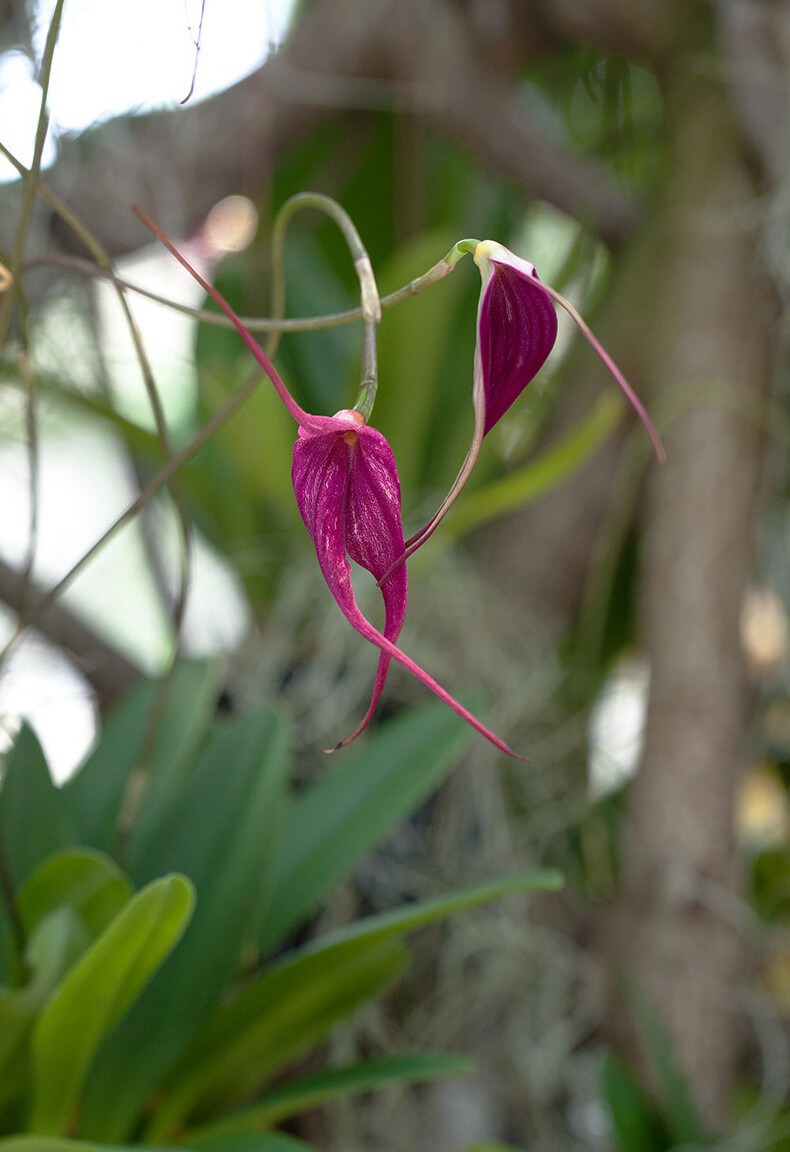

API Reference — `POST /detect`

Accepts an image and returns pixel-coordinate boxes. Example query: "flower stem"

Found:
[267,192,381,418]
[18,248,458,335]
[536,280,667,465]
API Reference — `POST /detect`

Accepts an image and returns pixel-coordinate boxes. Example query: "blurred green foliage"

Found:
[0,662,561,1148]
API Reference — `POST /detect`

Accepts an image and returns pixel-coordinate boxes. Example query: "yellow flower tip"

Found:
[473,239,507,268]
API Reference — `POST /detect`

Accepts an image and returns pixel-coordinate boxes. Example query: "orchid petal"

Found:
[292,425,523,758]
[292,423,407,745]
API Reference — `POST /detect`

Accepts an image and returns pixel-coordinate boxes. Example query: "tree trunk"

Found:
[606,66,774,1130]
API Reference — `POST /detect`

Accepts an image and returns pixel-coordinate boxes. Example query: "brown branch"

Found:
[515,0,670,64]
[2,0,640,266]
[0,555,143,709]
[416,0,640,247]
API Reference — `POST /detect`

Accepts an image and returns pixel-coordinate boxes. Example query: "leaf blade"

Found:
[258,701,472,955]
[29,874,194,1135]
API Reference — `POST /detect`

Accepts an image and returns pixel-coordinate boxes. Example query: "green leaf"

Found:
[191,1052,473,1138]
[0,851,134,1114]
[258,700,473,955]
[0,1141,189,1152]
[0,899,10,986]
[79,706,290,1142]
[29,873,194,1136]
[273,230,357,417]
[466,1144,529,1152]
[191,1135,317,1152]
[444,392,623,539]
[64,659,222,854]
[296,867,564,957]
[373,229,470,496]
[148,937,408,1138]
[600,1050,667,1152]
[0,725,73,889]
[0,909,82,1115]
[155,867,561,1136]
[195,261,296,511]
[628,985,709,1146]
[17,850,132,944]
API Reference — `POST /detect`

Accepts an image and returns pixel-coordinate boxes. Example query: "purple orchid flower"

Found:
[385,240,665,572]
[136,209,524,758]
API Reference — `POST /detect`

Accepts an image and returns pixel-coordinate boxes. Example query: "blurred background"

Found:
[2,0,790,1148]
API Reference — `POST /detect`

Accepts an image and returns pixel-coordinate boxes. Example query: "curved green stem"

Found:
[267,192,382,418]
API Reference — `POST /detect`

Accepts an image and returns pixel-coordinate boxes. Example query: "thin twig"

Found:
[0,0,65,356]
[180,0,207,105]
[0,140,194,855]
[0,0,66,644]
[19,251,455,334]
[17,344,39,618]
[0,368,259,668]
[0,140,194,664]
[0,555,142,708]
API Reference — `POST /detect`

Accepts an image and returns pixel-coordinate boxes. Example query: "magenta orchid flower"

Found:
[386,239,665,571]
[136,209,524,759]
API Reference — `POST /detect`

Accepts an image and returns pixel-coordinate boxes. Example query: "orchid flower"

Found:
[135,209,524,759]
[384,239,665,574]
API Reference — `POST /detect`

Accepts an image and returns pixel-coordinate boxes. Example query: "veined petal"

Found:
[474,240,558,435]
[292,426,523,758]
[292,425,407,745]
[378,243,557,578]
[478,240,665,463]
[381,237,664,584]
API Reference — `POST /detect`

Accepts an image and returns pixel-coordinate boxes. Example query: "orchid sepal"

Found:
[377,239,558,581]
[378,238,665,585]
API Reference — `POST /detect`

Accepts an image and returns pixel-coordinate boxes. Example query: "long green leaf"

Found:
[190,1052,473,1138]
[600,1050,666,1152]
[190,1134,317,1152]
[373,229,469,495]
[0,851,133,1116]
[147,937,407,1139]
[0,725,73,889]
[296,867,563,957]
[0,1141,202,1152]
[29,874,194,1135]
[155,867,561,1136]
[64,659,222,853]
[79,706,290,1142]
[258,701,473,956]
[444,392,622,539]
[628,984,709,1146]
